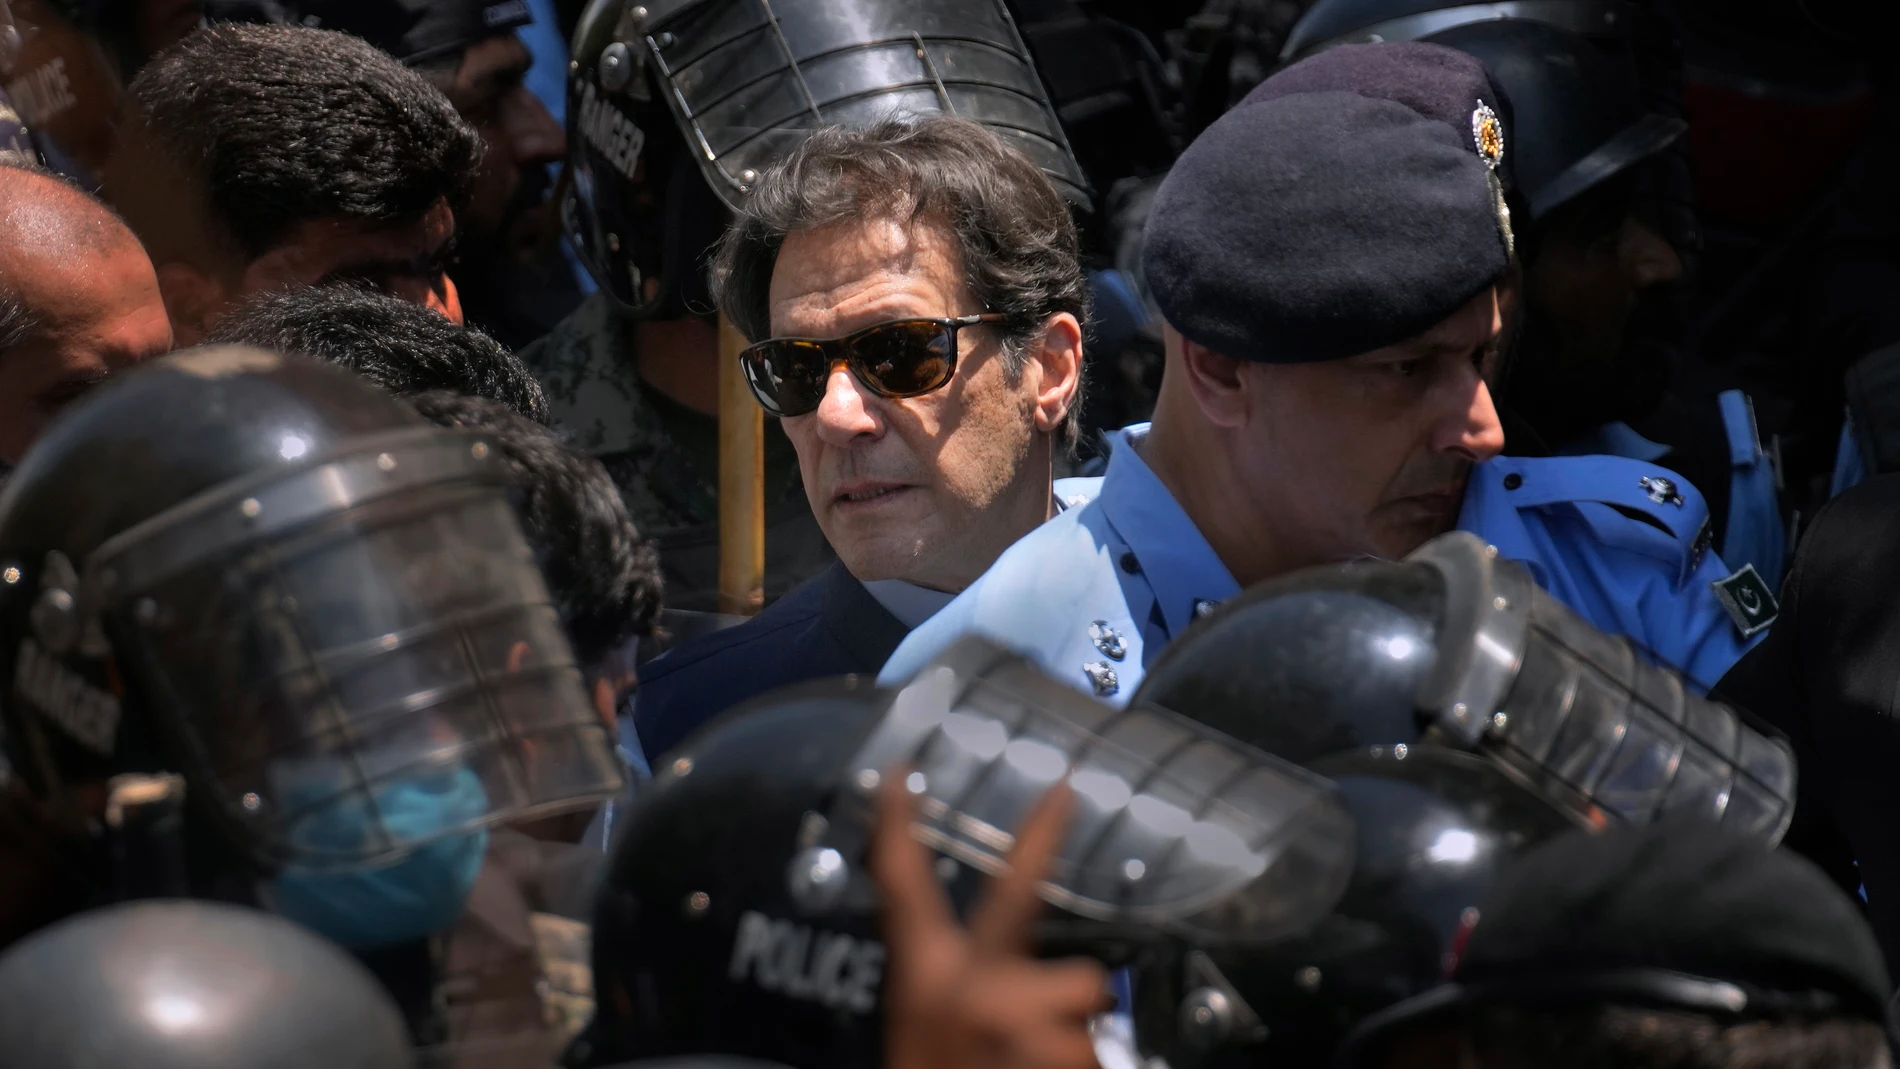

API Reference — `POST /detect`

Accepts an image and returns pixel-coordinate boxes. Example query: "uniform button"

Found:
[1119,552,1141,574]
[1502,473,1523,490]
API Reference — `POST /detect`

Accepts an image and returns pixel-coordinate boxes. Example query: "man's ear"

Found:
[1172,330,1252,429]
[1028,311,1083,434]
[153,262,231,348]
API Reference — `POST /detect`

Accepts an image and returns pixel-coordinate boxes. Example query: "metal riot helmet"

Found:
[577,678,891,1068]
[562,0,1089,317]
[0,0,138,180]
[0,900,415,1069]
[815,637,1579,1069]
[1134,531,1797,844]
[1281,1,1689,229]
[583,638,1360,1068]
[0,347,623,920]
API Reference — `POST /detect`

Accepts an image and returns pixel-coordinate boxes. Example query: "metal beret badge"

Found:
[1471,101,1514,258]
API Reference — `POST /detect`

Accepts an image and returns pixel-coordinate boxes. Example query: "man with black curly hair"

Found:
[406,390,661,715]
[100,23,484,346]
[208,284,551,426]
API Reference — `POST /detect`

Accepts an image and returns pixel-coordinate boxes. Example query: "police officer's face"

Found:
[768,216,1080,592]
[1223,288,1507,566]
[1524,210,1683,376]
[430,35,564,264]
[0,222,171,464]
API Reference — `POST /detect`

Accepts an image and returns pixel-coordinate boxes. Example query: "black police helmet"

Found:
[1131,745,1580,1069]
[1282,3,1683,222]
[0,899,414,1069]
[1134,532,1796,844]
[561,0,1088,318]
[586,637,1366,1068]
[580,678,891,1069]
[0,347,622,886]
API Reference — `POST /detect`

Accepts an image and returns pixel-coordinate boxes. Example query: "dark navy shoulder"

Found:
[635,578,828,686]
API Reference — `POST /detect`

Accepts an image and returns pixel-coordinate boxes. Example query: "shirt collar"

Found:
[860,580,958,630]
[1098,424,1242,638]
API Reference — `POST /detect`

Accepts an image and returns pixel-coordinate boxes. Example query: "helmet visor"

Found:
[97,432,624,868]
[835,638,1355,943]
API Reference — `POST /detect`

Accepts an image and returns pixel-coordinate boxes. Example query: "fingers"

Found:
[970,781,1075,958]
[872,764,956,952]
[955,960,1113,1069]
[962,958,1114,1022]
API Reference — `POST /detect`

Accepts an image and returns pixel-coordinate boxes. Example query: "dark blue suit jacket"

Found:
[632,562,910,761]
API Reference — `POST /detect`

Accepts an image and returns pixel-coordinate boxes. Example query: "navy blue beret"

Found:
[1143,42,1515,364]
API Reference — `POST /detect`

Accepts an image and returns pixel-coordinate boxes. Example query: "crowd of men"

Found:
[0,0,1899,1067]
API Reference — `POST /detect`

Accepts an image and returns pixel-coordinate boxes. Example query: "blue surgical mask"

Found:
[266,764,491,950]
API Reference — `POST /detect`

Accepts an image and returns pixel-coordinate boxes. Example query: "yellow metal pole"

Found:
[717,314,766,616]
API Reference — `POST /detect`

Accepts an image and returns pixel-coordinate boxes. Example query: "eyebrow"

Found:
[316,236,457,287]
[466,58,530,101]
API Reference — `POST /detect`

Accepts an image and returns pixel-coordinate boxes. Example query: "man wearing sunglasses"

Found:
[881,43,1763,705]
[628,116,1091,763]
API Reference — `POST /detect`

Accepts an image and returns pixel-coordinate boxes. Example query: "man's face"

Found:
[1227,288,1508,564]
[101,122,464,345]
[434,35,563,265]
[1526,212,1682,368]
[770,217,1059,593]
[1512,197,1686,439]
[237,198,463,325]
[0,241,171,463]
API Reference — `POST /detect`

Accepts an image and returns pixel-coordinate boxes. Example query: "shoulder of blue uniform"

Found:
[1476,453,1718,585]
[879,503,1124,686]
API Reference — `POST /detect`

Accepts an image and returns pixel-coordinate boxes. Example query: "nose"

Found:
[808,363,885,447]
[505,88,566,168]
[1621,219,1684,289]
[1436,375,1507,463]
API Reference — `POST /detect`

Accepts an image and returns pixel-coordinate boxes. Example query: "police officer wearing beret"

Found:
[883,42,1763,703]
[1284,4,1791,595]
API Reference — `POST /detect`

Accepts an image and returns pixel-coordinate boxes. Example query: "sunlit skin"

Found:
[768,216,1081,593]
[0,173,172,463]
[1144,287,1509,586]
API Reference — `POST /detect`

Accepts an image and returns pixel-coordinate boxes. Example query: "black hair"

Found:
[404,390,662,668]
[711,115,1088,445]
[204,284,551,424]
[1457,1003,1890,1069]
[122,23,483,259]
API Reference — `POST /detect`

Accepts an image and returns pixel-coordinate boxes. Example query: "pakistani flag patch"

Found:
[1710,564,1779,638]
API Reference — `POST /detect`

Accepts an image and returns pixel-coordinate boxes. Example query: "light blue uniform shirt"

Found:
[882,425,1762,702]
[1556,390,1786,592]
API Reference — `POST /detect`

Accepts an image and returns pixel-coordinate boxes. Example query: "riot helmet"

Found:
[0,899,414,1068]
[0,347,623,924]
[1129,744,1581,1069]
[0,0,143,180]
[562,0,1089,318]
[1284,4,1682,223]
[584,638,1359,1068]
[579,678,893,1068]
[1134,531,1797,844]
[817,638,1583,1069]
[1280,0,1693,269]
